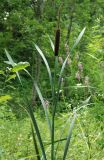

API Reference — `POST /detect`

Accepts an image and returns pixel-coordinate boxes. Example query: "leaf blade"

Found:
[71,27,86,52]
[31,124,41,160]
[33,81,51,133]
[48,36,54,52]
[63,113,77,160]
[34,44,53,97]
[12,62,30,72]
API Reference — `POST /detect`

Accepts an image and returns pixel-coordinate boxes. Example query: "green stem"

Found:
[51,56,58,160]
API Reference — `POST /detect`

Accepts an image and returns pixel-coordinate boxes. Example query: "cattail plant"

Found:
[5,27,86,160]
[54,29,60,56]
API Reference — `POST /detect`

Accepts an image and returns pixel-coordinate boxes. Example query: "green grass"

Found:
[0,107,104,160]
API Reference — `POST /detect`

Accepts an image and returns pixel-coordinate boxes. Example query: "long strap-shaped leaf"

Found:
[71,27,86,52]
[63,112,77,160]
[31,124,41,160]
[28,105,47,160]
[24,69,51,134]
[34,44,53,97]
[55,27,86,114]
[48,36,54,52]
[33,81,51,133]
[59,27,86,90]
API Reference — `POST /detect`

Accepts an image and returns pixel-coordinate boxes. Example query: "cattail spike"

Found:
[54,29,60,56]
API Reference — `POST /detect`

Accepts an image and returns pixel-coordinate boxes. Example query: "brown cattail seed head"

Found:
[54,29,60,56]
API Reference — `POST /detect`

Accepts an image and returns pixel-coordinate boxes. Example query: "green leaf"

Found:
[63,112,77,160]
[71,27,86,52]
[5,49,15,66]
[31,124,41,160]
[28,105,47,160]
[86,53,99,61]
[33,81,51,133]
[0,70,4,75]
[4,61,16,65]
[56,55,69,107]
[6,74,16,82]
[11,62,30,72]
[0,95,12,103]
[48,36,54,52]
[5,49,22,85]
[34,44,53,97]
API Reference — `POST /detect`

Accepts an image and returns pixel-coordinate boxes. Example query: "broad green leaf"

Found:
[71,27,86,52]
[0,95,12,103]
[12,62,30,72]
[63,112,77,160]
[0,70,4,75]
[5,49,22,85]
[6,74,16,82]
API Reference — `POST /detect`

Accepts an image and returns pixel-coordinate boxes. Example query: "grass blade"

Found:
[86,53,99,61]
[63,112,77,160]
[31,124,41,160]
[71,27,86,52]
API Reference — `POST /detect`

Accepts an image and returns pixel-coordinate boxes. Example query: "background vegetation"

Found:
[0,0,104,160]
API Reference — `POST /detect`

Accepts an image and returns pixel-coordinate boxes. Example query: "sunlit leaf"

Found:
[5,49,22,85]
[0,95,12,103]
[5,49,15,66]
[48,36,54,52]
[0,70,4,75]
[6,74,16,82]
[86,53,99,61]
[71,27,86,52]
[11,62,30,72]
[4,61,16,65]
[81,96,91,106]
[34,44,53,96]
